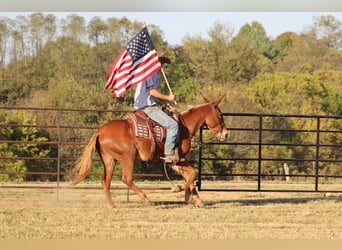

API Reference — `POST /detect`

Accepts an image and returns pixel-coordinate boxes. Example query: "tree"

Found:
[207,21,234,84]
[88,16,107,46]
[61,14,86,42]
[224,38,262,84]
[314,70,342,116]
[248,72,324,114]
[28,13,46,54]
[0,17,10,69]
[236,21,272,58]
[221,22,273,85]
[276,33,329,73]
[10,15,29,62]
[308,15,342,50]
[117,16,139,44]
[104,17,121,43]
[269,32,298,64]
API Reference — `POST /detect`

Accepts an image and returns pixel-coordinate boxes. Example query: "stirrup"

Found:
[161,153,179,163]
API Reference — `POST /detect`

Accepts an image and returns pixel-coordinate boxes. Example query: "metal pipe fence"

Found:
[1,107,342,193]
[0,106,164,190]
[197,113,342,193]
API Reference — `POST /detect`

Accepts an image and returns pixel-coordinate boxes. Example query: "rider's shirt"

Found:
[134,72,158,110]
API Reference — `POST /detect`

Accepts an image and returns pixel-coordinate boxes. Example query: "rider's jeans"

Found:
[142,106,178,155]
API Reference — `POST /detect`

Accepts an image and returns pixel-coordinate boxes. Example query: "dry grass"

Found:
[1,181,342,239]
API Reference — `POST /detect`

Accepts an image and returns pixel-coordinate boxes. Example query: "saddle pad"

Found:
[125,112,151,140]
[124,111,165,142]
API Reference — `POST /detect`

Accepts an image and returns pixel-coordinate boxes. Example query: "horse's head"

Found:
[203,96,228,141]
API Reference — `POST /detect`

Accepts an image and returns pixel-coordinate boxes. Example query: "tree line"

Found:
[0,13,341,181]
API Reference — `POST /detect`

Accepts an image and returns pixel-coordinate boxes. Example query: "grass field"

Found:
[1,181,342,239]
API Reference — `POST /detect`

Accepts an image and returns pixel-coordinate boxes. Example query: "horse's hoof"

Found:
[185,188,196,204]
[143,199,151,206]
[107,204,115,210]
[171,185,181,193]
[195,200,205,208]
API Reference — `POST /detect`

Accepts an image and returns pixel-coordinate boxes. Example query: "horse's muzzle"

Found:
[216,128,228,141]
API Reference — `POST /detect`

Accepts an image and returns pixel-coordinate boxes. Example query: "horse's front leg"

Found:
[171,163,205,208]
[186,183,205,208]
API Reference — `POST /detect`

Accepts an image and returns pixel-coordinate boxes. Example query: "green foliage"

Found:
[0,110,50,182]
[308,15,342,50]
[173,78,200,103]
[275,33,341,72]
[236,21,272,58]
[224,38,261,84]
[246,72,342,176]
[247,71,342,116]
[248,72,322,114]
[269,32,297,63]
[181,35,215,86]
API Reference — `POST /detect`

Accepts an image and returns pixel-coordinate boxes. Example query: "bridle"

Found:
[206,103,226,140]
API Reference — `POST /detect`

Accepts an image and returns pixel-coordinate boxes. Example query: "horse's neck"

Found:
[180,104,209,137]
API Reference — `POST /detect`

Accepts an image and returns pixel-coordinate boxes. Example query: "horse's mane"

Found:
[180,103,209,116]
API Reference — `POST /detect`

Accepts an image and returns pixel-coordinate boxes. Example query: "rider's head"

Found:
[157,52,171,65]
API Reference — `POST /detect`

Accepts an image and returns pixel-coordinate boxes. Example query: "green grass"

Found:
[1,181,342,239]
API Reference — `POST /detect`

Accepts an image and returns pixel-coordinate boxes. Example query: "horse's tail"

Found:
[72,132,99,185]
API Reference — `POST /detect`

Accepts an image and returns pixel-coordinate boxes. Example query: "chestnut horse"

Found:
[72,96,227,208]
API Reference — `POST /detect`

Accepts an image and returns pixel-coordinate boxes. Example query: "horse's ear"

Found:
[202,96,210,103]
[213,96,224,107]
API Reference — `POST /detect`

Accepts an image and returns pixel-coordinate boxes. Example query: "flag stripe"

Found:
[110,51,158,87]
[104,27,162,97]
[114,59,161,93]
[104,50,132,90]
[105,51,161,94]
[112,61,161,96]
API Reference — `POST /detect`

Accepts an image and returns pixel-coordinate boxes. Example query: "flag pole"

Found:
[160,68,177,105]
[143,20,177,105]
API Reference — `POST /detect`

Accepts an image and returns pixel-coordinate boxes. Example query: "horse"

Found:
[72,96,228,208]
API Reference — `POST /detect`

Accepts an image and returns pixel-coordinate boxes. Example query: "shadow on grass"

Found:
[150,201,189,208]
[144,193,342,208]
[204,194,342,207]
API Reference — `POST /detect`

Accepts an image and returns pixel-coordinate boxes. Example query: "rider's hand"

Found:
[167,94,176,102]
[167,104,177,113]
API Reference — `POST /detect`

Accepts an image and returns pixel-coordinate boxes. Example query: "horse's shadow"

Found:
[205,194,342,207]
[150,194,342,208]
[150,200,189,208]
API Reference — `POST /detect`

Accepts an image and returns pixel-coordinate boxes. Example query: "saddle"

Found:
[125,110,166,142]
[124,110,168,161]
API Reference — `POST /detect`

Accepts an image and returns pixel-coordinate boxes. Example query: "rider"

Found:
[134,56,179,163]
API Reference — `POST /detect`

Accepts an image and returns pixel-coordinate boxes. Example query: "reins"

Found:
[163,162,180,192]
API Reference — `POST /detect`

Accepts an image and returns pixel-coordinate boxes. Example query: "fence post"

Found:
[57,109,62,199]
[197,126,204,191]
[257,116,263,191]
[283,163,290,182]
[315,117,320,191]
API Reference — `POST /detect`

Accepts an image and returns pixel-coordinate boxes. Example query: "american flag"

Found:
[104,27,161,97]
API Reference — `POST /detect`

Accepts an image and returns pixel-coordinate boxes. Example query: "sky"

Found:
[1,12,341,45]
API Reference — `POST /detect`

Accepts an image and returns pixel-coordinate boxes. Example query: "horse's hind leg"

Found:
[101,155,116,209]
[121,159,150,205]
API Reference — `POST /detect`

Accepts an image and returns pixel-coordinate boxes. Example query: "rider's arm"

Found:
[149,87,176,103]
